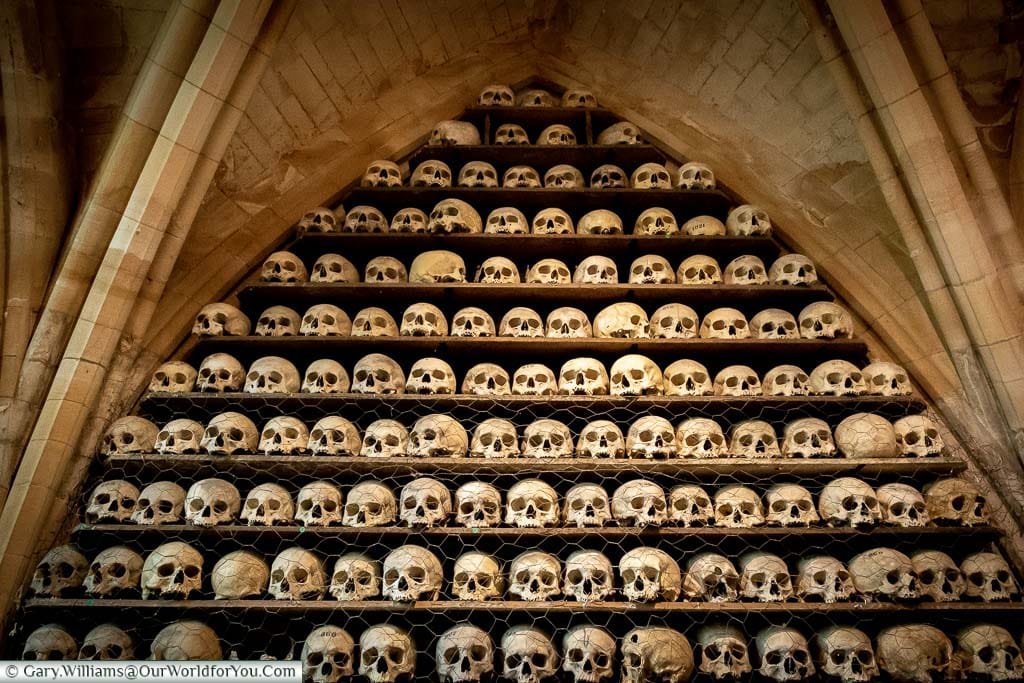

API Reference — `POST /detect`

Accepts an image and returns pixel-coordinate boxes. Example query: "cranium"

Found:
[925,477,989,526]
[342,205,387,233]
[525,258,571,284]
[677,161,716,190]
[611,479,668,526]
[629,255,675,284]
[484,207,527,233]
[405,358,457,394]
[470,418,519,458]
[361,159,402,187]
[755,628,814,682]
[814,627,878,683]
[564,483,612,526]
[739,552,793,602]
[796,555,856,603]
[799,302,853,339]
[359,625,416,683]
[538,125,577,146]
[476,256,520,283]
[390,207,429,233]
[200,411,258,454]
[21,625,77,660]
[454,481,502,527]
[342,481,396,527]
[364,256,407,283]
[573,256,617,284]
[462,363,510,395]
[894,414,944,457]
[83,545,143,597]
[302,358,350,394]
[244,356,300,393]
[564,550,615,602]
[452,551,504,600]
[512,363,557,396]
[849,547,918,601]
[505,479,559,528]
[211,550,269,600]
[962,552,1020,601]
[610,354,663,395]
[700,307,749,338]
[302,626,355,683]
[30,545,88,597]
[148,360,197,393]
[577,209,623,234]
[781,418,835,457]
[669,484,714,527]
[261,250,308,282]
[862,360,912,396]
[834,413,898,457]
[295,481,344,527]
[620,547,681,601]
[428,198,482,234]
[478,84,514,106]
[436,625,494,683]
[502,627,560,683]
[682,215,726,236]
[597,121,641,144]
[521,419,573,457]
[547,307,592,337]
[141,541,203,599]
[750,308,798,339]
[360,419,409,457]
[503,165,541,188]
[311,253,359,282]
[626,416,676,458]
[697,625,750,681]
[102,416,159,455]
[765,483,819,526]
[532,207,574,234]
[155,418,204,454]
[297,206,338,233]
[664,359,713,396]
[877,483,928,527]
[729,419,780,458]
[809,360,866,396]
[269,547,325,600]
[724,255,768,285]
[185,477,240,526]
[193,302,250,336]
[595,303,649,338]
[677,254,722,284]
[351,353,405,394]
[85,479,139,523]
[683,552,740,602]
[762,365,809,396]
[590,164,629,188]
[558,357,609,395]
[726,205,772,236]
[509,551,561,600]
[307,416,360,455]
[562,88,597,107]
[494,123,529,145]
[714,485,765,527]
[562,626,615,683]
[621,628,694,683]
[544,163,584,188]
[714,365,761,396]
[80,624,134,661]
[241,482,294,526]
[399,477,452,527]
[770,254,817,285]
[819,477,881,527]
[876,624,953,683]
[459,161,499,188]
[576,421,625,458]
[957,624,1024,681]
[429,119,481,145]
[259,415,310,454]
[148,621,221,660]
[410,250,466,283]
[517,88,556,106]
[255,305,301,336]
[912,550,965,602]
[676,418,727,458]
[329,553,381,601]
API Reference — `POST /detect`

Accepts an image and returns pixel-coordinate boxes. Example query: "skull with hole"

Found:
[83,546,143,597]
[302,359,350,394]
[563,626,615,683]
[522,419,573,457]
[590,164,629,188]
[809,360,866,396]
[193,302,250,336]
[629,255,675,284]
[502,627,560,683]
[351,353,405,394]
[564,483,611,527]
[957,624,1024,681]
[298,206,339,233]
[700,307,750,339]
[452,552,504,600]
[477,256,520,283]
[494,123,530,145]
[155,419,204,454]
[359,625,416,683]
[308,416,359,456]
[877,624,953,683]
[149,360,196,393]
[781,418,835,458]
[269,547,325,600]
[676,418,727,458]
[361,159,402,188]
[578,209,623,235]
[517,89,555,107]
[819,477,881,527]
[405,358,457,394]
[241,482,294,526]
[631,162,672,189]
[912,550,965,602]
[610,354,663,396]
[849,547,919,602]
[729,420,780,458]
[102,416,158,456]
[329,553,381,601]
[459,161,499,188]
[621,628,694,683]
[765,483,819,526]
[79,624,134,661]
[470,418,519,458]
[683,215,727,236]
[664,360,713,397]
[210,550,268,600]
[455,482,502,527]
[428,198,482,234]
[612,479,668,526]
[714,365,761,397]
[484,207,527,233]
[365,256,407,283]
[342,205,387,233]
[577,421,624,458]
[462,363,511,396]
[312,253,360,282]
[626,416,677,459]
[479,84,513,106]
[544,163,585,188]
[739,552,793,602]
[962,552,1020,601]
[429,120,481,145]
[400,477,452,527]
[436,625,494,683]
[877,483,928,527]
[390,207,429,233]
[200,412,258,454]
[573,256,617,285]
[410,250,466,283]
[505,479,559,528]
[814,627,878,683]
[669,484,714,527]
[799,302,853,339]
[21,625,77,660]
[141,541,203,599]
[261,251,307,283]
[726,205,772,236]
[762,365,809,397]
[619,547,681,601]
[343,481,397,527]
[714,485,765,527]
[360,419,409,457]
[684,553,740,602]
[85,480,139,523]
[925,477,988,526]
[503,165,542,188]
[597,121,641,144]
[509,551,562,601]
[259,416,309,454]
[559,357,608,395]
[595,303,649,338]
[526,258,571,284]
[677,161,716,190]
[294,481,343,527]
[770,254,817,286]
[539,125,577,146]
[751,308,799,339]
[185,478,240,527]
[132,481,186,526]
[677,254,722,284]
[697,625,750,681]
[756,628,814,682]
[564,550,615,603]
[244,356,300,393]
[894,415,944,457]
[834,412,898,457]
[724,255,768,285]
[796,556,856,603]
[512,364,557,396]
[410,415,467,457]
[547,307,592,338]
[255,305,301,337]
[532,207,574,234]
[148,620,221,660]
[562,88,597,107]
[301,626,355,683]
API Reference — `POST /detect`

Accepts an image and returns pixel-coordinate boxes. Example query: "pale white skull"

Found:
[849,547,919,601]
[261,250,307,283]
[962,552,1020,601]
[834,412,898,457]
[84,545,144,596]
[577,209,623,234]
[676,255,721,284]
[470,419,519,458]
[626,416,676,459]
[405,358,457,394]
[509,551,561,601]
[193,302,250,336]
[85,479,139,523]
[330,553,380,601]
[352,353,405,394]
[477,256,520,283]
[700,307,750,338]
[365,256,407,283]
[522,419,574,457]
[877,483,928,527]
[200,412,258,454]
[894,414,944,457]
[478,84,514,106]
[543,165,584,191]
[876,624,953,683]
[668,484,714,526]
[102,416,159,456]
[302,359,350,394]
[255,305,301,337]
[610,354,663,396]
[726,205,772,236]
[302,626,355,683]
[597,121,641,144]
[799,302,853,339]
[664,359,713,397]
[79,624,134,661]
[957,624,1024,681]
[350,306,399,336]
[649,304,698,339]
[455,482,502,527]
[452,552,504,600]
[781,418,835,457]
[211,550,268,600]
[148,620,221,660]
[677,161,716,190]
[155,418,204,454]
[269,547,325,600]
[462,363,511,395]
[494,123,529,145]
[590,164,628,188]
[512,363,557,396]
[185,477,240,526]
[361,159,402,187]
[312,253,360,282]
[714,365,761,397]
[595,303,649,338]
[399,477,453,527]
[429,198,483,234]
[729,419,780,458]
[620,547,681,601]
[429,119,481,145]
[755,628,814,682]
[359,625,416,683]
[360,419,409,457]
[410,250,466,283]
[611,479,668,526]
[724,255,768,285]
[547,307,592,337]
[621,628,694,683]
[241,482,294,526]
[141,541,203,599]
[390,207,429,233]
[343,481,396,527]
[295,481,344,526]
[505,479,559,528]
[796,555,856,603]
[576,421,624,458]
[526,258,571,284]
[629,255,675,284]
[814,627,878,683]
[739,552,793,602]
[484,206,527,233]
[683,215,727,236]
[809,360,866,396]
[770,254,817,286]
[573,256,617,285]
[912,550,965,602]
[925,477,989,526]
[243,355,302,394]
[697,625,750,681]
[539,125,577,146]
[675,418,726,458]
[149,360,197,393]
[22,625,77,660]
[564,483,611,527]
[559,357,608,395]
[765,483,819,526]
[297,206,338,233]
[343,205,387,233]
[862,361,912,396]
[751,308,798,339]
[502,627,560,683]
[503,165,542,188]
[517,89,556,106]
[459,161,499,188]
[562,626,615,683]
[436,625,494,683]
[307,416,359,455]
[714,485,765,527]
[532,207,574,234]
[501,307,544,337]
[683,552,740,602]
[30,545,88,597]
[259,416,310,454]
[562,88,597,107]
[819,477,881,527]
[762,365,809,396]
[564,550,614,603]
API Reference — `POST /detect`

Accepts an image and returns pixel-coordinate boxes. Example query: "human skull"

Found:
[564,550,614,603]
[294,481,343,527]
[564,483,611,527]
[200,412,258,454]
[714,365,761,396]
[382,545,443,599]
[750,309,798,339]
[629,255,675,284]
[494,123,529,145]
[306,416,359,455]
[813,627,878,683]
[714,485,765,527]
[360,419,409,457]
[860,361,912,397]
[155,418,204,454]
[261,250,307,283]
[597,121,641,144]
[509,551,561,601]
[876,625,953,683]
[675,418,726,458]
[723,255,768,285]
[297,206,338,233]
[612,479,668,526]
[726,205,772,236]
[894,415,944,457]
[484,207,527,233]
[562,626,615,683]
[755,628,814,682]
[739,552,793,602]
[595,303,648,338]
[21,625,77,660]
[512,364,557,396]
[327,553,381,601]
[957,624,1024,681]
[621,628,694,683]
[799,302,853,339]
[809,360,866,396]
[255,305,301,337]
[526,258,571,284]
[620,547,681,601]
[361,159,401,188]
[547,307,592,337]
[410,250,466,283]
[429,119,481,145]
[576,421,624,458]
[962,552,1020,601]
[697,625,750,681]
[259,416,309,454]
[390,207,429,233]
[429,198,482,234]
[796,556,855,603]
[573,256,617,284]
[559,357,608,395]
[185,478,240,527]
[459,161,499,188]
[669,484,714,527]
[676,255,721,284]
[522,419,573,457]
[436,625,494,683]
[462,363,510,395]
[342,205,387,233]
[677,161,716,190]
[683,215,727,236]
[729,420,780,458]
[141,541,203,599]
[626,416,676,458]
[149,621,221,660]
[149,360,197,393]
[301,626,355,683]
[244,356,300,393]
[700,307,750,338]
[505,479,559,528]
[193,302,250,336]
[503,165,541,188]
[241,482,294,526]
[85,480,139,523]
[543,163,584,188]
[301,359,350,394]
[502,627,560,683]
[590,164,628,188]
[476,256,520,283]
[876,483,928,527]
[79,624,134,661]
[539,125,577,146]
[452,551,504,600]
[664,360,713,396]
[819,477,881,527]
[343,481,396,527]
[30,545,88,597]
[479,84,514,106]
[610,354,663,395]
[762,365,809,396]
[455,482,502,527]
[269,547,326,600]
[517,88,556,106]
[210,550,268,600]
[359,625,416,683]
[638,206,682,234]
[562,88,597,107]
[652,304,700,340]
[405,358,457,394]
[781,418,835,458]
[352,353,405,394]
[470,419,519,458]
[83,546,143,597]
[364,256,407,283]
[577,209,623,234]
[770,254,817,286]
[102,416,159,456]
[912,550,964,602]
[532,207,574,234]
[834,413,897,457]
[765,483,819,526]
[399,477,453,527]
[684,553,740,602]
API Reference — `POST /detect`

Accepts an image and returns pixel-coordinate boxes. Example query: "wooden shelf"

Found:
[404,146,669,180]
[459,105,623,135]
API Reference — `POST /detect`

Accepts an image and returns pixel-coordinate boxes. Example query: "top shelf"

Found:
[460,105,624,133]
